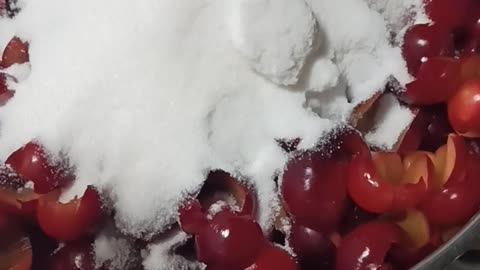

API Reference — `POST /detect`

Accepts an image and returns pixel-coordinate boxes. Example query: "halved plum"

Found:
[36,186,103,241]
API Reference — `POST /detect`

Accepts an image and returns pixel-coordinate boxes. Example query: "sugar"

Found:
[0,0,424,267]
[143,230,203,270]
[94,234,137,270]
[365,93,416,150]
[227,0,317,86]
[365,0,429,37]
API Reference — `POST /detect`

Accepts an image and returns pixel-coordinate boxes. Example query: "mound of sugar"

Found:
[0,0,424,267]
[227,0,318,85]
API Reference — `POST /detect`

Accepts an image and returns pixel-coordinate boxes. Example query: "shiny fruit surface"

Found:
[335,222,401,270]
[36,186,103,241]
[448,79,480,137]
[195,210,266,269]
[402,24,454,76]
[289,223,335,269]
[6,142,72,194]
[347,153,429,213]
[281,151,348,232]
[402,57,460,105]
[247,246,298,270]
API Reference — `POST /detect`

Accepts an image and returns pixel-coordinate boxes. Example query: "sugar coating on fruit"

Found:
[365,94,416,149]
[365,0,429,38]
[0,0,423,265]
[143,231,203,270]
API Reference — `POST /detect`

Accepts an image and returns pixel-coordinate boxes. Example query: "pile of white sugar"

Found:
[0,0,425,268]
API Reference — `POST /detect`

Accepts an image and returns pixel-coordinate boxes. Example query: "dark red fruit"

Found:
[347,155,427,214]
[197,170,256,217]
[402,24,454,76]
[178,199,208,235]
[195,210,266,270]
[421,153,480,226]
[281,151,348,232]
[420,105,453,152]
[1,36,29,68]
[402,57,460,105]
[247,246,298,270]
[424,0,472,30]
[448,79,480,137]
[6,142,72,194]
[36,186,103,241]
[336,222,401,270]
[289,224,335,269]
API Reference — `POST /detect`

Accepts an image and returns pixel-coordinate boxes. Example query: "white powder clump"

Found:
[94,234,137,270]
[0,0,334,239]
[0,0,425,267]
[143,231,203,270]
[365,94,416,150]
[227,0,317,86]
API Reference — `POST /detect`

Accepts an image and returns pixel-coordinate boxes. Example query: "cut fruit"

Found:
[448,79,480,137]
[326,127,371,161]
[421,182,480,226]
[396,108,430,155]
[246,246,298,270]
[402,24,454,76]
[6,142,73,194]
[281,151,348,232]
[372,152,404,184]
[350,90,383,127]
[195,210,266,270]
[347,152,429,213]
[421,135,480,226]
[402,57,460,105]
[402,151,433,187]
[178,199,208,235]
[197,170,256,217]
[427,134,467,187]
[1,37,29,68]
[36,186,103,241]
[395,209,430,250]
[335,222,401,270]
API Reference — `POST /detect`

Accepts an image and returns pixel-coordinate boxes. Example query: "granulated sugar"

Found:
[0,0,423,267]
[365,94,416,150]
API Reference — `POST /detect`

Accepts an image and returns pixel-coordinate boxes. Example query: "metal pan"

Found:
[412,211,480,270]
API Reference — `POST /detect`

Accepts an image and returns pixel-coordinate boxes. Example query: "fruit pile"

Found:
[2,0,480,270]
